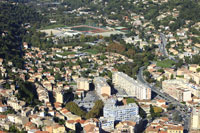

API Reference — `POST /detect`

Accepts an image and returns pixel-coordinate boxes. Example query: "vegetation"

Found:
[85,100,104,119]
[15,79,40,106]
[167,104,175,111]
[65,101,86,118]
[150,104,163,119]
[0,3,46,69]
[0,108,15,115]
[66,100,104,119]
[157,59,175,68]
[173,111,182,122]
[9,125,26,133]
[126,98,137,104]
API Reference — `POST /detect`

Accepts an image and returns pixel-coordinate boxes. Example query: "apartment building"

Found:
[55,88,64,104]
[191,107,200,130]
[112,72,151,100]
[103,98,140,122]
[162,80,193,101]
[93,77,111,97]
[77,78,90,91]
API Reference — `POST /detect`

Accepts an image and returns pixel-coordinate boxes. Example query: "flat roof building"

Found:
[77,78,90,91]
[103,98,140,123]
[93,77,111,97]
[162,80,193,102]
[113,72,151,100]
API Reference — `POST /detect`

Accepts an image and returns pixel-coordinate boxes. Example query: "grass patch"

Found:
[156,59,175,68]
[56,51,76,56]
[82,49,99,54]
[176,75,184,78]
[72,26,96,31]
[40,24,66,30]
[126,98,137,104]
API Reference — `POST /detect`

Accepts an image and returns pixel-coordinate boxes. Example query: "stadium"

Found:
[71,25,108,33]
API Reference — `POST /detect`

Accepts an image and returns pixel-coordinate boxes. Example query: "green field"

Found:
[56,51,76,56]
[82,49,99,54]
[156,59,175,68]
[71,26,96,31]
[40,24,66,30]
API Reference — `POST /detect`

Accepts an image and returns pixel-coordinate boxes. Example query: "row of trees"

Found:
[65,100,104,119]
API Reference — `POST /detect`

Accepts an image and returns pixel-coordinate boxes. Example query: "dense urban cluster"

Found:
[0,0,200,133]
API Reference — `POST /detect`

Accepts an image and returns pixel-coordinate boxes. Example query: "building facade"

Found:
[191,107,200,130]
[55,90,64,104]
[93,77,111,96]
[77,78,90,91]
[103,98,140,123]
[162,80,192,102]
[112,72,151,100]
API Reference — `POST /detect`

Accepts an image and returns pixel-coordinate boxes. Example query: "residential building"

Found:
[145,117,184,133]
[99,117,115,131]
[162,80,194,101]
[191,107,200,130]
[114,121,136,133]
[113,72,151,100]
[0,105,7,112]
[93,77,111,97]
[55,90,64,104]
[103,98,140,122]
[77,78,90,91]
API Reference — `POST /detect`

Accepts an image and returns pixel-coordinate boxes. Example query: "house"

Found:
[167,125,184,133]
[45,124,65,133]
[164,68,176,79]
[7,114,16,123]
[156,99,166,107]
[189,64,200,72]
[15,116,29,125]
[83,124,100,133]
[65,120,78,130]
[0,105,7,112]
[21,107,32,117]
[114,121,136,133]
[24,122,37,131]
[0,115,7,122]
[0,58,3,66]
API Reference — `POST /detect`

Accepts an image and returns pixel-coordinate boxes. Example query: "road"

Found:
[159,33,168,56]
[137,66,191,132]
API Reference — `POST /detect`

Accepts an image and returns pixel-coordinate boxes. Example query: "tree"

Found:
[86,100,104,119]
[173,111,182,122]
[197,68,200,72]
[167,104,175,111]
[144,71,151,78]
[158,69,164,73]
[139,107,147,119]
[55,72,62,81]
[170,74,174,79]
[150,104,155,120]
[65,102,86,118]
[150,105,162,119]
[175,59,184,68]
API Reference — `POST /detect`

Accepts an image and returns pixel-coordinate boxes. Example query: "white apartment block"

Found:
[112,72,151,100]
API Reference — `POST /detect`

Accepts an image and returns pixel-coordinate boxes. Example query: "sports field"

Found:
[71,25,108,33]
